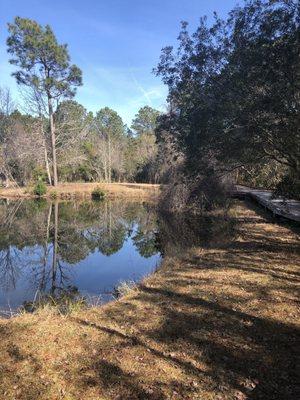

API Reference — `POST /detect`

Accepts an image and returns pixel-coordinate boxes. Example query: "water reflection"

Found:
[0,199,161,312]
[157,210,236,256]
[0,199,235,313]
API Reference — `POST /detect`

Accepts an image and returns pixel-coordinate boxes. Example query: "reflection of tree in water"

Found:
[0,199,160,304]
[85,202,128,256]
[132,229,158,258]
[132,210,159,258]
[0,247,22,291]
[0,199,48,292]
[156,211,237,256]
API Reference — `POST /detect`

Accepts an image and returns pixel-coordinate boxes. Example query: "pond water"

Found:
[0,198,235,315]
[0,199,162,314]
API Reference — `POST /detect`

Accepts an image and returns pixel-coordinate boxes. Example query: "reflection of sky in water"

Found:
[0,199,235,314]
[0,234,160,310]
[72,232,160,302]
[0,200,161,312]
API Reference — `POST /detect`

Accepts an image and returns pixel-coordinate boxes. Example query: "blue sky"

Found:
[0,0,238,125]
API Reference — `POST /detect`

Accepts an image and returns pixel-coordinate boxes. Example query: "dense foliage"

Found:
[1,1,299,204]
[0,87,161,185]
[1,18,161,187]
[33,179,47,196]
[155,0,299,202]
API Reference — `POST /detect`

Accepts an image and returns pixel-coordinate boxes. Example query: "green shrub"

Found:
[32,166,48,183]
[33,198,47,210]
[50,191,58,199]
[91,186,106,200]
[33,179,47,197]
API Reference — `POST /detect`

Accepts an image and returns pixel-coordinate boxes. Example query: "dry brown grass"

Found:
[0,201,299,399]
[0,182,160,201]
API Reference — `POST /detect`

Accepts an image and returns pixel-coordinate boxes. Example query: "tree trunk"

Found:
[48,98,58,186]
[40,204,52,292]
[108,136,111,183]
[39,117,52,185]
[44,144,52,185]
[103,158,108,182]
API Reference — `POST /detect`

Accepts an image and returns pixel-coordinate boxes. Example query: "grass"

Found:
[0,182,160,201]
[112,280,138,299]
[0,200,299,399]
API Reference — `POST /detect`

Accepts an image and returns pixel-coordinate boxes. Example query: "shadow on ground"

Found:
[0,200,299,399]
[70,201,300,399]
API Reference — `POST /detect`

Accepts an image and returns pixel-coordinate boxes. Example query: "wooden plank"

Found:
[232,185,300,223]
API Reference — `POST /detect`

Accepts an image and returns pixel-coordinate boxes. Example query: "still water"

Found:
[0,199,161,314]
[0,198,235,315]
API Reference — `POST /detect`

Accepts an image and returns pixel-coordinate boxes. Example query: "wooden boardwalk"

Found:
[233,185,300,223]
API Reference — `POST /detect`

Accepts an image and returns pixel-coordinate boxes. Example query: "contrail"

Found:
[128,62,153,106]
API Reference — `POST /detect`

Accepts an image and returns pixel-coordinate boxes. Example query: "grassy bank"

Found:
[0,200,299,399]
[0,182,160,201]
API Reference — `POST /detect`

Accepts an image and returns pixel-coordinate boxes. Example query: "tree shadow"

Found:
[70,201,299,399]
[1,200,297,399]
[135,284,299,399]
[84,359,165,400]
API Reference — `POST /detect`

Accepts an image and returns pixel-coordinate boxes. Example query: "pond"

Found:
[0,199,162,315]
[0,198,235,315]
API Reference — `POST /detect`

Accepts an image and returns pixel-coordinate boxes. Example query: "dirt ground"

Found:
[0,200,299,399]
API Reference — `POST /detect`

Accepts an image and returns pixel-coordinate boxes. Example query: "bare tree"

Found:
[20,86,52,184]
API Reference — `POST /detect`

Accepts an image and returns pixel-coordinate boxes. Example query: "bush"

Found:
[160,171,232,213]
[50,191,58,199]
[91,186,106,200]
[32,166,48,183]
[274,171,300,200]
[33,179,47,197]
[33,198,47,210]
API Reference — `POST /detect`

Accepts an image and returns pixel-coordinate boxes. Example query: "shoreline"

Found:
[0,200,299,399]
[0,182,161,200]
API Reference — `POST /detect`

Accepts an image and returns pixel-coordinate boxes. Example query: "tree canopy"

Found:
[7,17,82,100]
[131,106,160,136]
[94,107,125,140]
[155,0,300,200]
[7,17,82,185]
[1,3,299,201]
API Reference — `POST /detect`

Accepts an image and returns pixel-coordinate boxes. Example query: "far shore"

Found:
[0,182,161,200]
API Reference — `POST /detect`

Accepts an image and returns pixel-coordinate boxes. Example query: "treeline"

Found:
[0,17,168,187]
[1,1,299,205]
[155,0,300,208]
[0,91,161,185]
